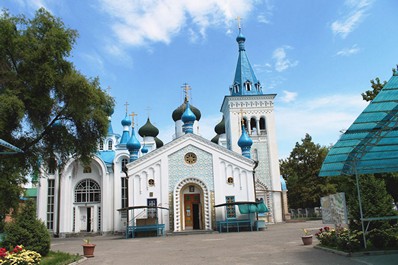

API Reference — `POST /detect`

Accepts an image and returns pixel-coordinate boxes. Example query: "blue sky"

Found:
[2,0,398,158]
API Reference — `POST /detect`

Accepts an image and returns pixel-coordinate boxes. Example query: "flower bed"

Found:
[315,225,398,252]
[0,245,41,265]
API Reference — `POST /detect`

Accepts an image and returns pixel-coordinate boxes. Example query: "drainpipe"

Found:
[122,166,129,229]
[252,160,259,221]
[56,167,61,237]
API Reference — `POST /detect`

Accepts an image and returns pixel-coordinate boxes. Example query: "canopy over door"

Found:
[319,72,398,177]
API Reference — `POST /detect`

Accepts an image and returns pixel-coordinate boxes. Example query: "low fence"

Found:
[289,207,322,219]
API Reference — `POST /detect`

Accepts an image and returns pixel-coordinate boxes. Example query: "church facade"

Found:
[35,28,284,236]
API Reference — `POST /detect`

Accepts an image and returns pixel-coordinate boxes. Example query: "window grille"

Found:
[74,179,101,203]
[47,179,55,230]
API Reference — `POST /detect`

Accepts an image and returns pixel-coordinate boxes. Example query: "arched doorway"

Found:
[174,178,211,232]
[181,184,203,230]
[74,178,101,232]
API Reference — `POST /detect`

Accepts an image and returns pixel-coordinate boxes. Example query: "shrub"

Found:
[368,226,398,249]
[315,226,362,252]
[2,200,50,256]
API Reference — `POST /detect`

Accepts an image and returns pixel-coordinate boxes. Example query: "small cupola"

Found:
[182,101,196,134]
[238,124,253,158]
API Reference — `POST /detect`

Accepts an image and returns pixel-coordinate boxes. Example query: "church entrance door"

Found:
[79,207,93,232]
[184,194,201,230]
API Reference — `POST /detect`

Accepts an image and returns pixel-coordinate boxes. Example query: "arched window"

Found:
[259,117,266,135]
[75,179,101,203]
[121,158,128,172]
[245,81,252,91]
[242,117,248,129]
[99,139,104,150]
[250,117,257,133]
[255,82,261,92]
[108,140,113,150]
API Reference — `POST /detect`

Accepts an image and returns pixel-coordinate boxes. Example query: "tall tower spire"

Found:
[230,21,263,96]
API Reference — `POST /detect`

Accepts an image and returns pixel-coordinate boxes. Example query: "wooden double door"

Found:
[184,194,201,230]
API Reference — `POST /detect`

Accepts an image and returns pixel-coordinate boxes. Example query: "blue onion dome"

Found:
[238,125,253,148]
[211,134,220,144]
[236,31,246,43]
[138,118,159,137]
[121,114,131,127]
[154,137,163,148]
[52,120,62,127]
[214,115,225,134]
[141,145,148,154]
[181,102,196,123]
[172,98,201,122]
[126,129,141,151]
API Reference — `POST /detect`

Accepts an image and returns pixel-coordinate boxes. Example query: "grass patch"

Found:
[41,251,82,265]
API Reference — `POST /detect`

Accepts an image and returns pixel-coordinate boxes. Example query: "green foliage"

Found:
[2,200,50,256]
[280,133,337,208]
[0,8,114,217]
[368,226,398,249]
[315,226,362,252]
[337,175,396,232]
[41,251,81,265]
[361,77,386,102]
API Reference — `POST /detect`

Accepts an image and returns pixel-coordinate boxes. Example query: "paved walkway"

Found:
[51,220,398,265]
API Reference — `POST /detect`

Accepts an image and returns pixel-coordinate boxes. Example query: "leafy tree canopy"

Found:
[0,8,114,217]
[280,133,337,209]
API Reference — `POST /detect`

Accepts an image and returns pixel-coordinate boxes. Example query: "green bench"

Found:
[217,219,252,233]
[126,224,165,238]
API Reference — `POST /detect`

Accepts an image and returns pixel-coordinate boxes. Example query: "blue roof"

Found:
[319,72,398,176]
[231,29,263,96]
[98,150,115,164]
[0,139,24,154]
[107,118,114,135]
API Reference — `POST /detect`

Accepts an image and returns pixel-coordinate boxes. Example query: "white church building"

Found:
[35,28,285,236]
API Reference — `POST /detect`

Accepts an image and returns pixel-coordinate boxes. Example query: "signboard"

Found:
[321,192,348,224]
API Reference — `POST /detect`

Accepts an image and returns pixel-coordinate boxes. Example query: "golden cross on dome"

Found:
[129,112,138,128]
[182,83,191,101]
[239,108,246,127]
[124,102,129,113]
[236,16,242,29]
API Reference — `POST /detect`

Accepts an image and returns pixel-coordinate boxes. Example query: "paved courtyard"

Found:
[51,220,398,265]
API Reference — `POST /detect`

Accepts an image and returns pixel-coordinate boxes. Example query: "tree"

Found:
[361,77,387,102]
[336,175,396,232]
[0,9,114,219]
[2,200,51,256]
[280,133,337,209]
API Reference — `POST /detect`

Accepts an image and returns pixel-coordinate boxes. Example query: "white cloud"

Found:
[98,0,255,47]
[272,46,298,72]
[280,90,297,103]
[336,44,360,56]
[276,94,368,158]
[331,0,373,38]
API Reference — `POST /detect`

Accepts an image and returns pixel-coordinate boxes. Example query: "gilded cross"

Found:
[182,83,191,101]
[236,16,242,29]
[129,112,138,128]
